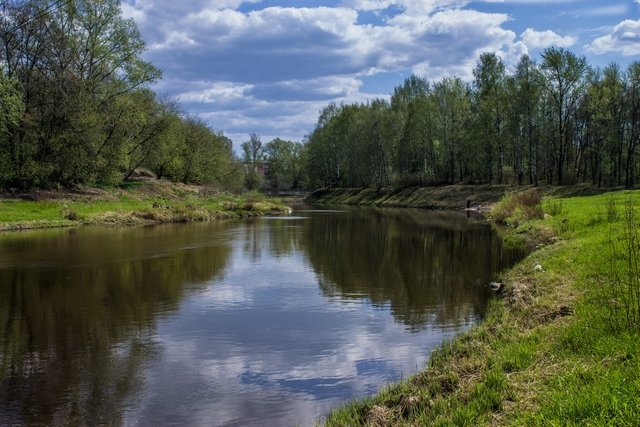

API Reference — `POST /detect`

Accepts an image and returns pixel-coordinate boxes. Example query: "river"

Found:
[0,206,524,426]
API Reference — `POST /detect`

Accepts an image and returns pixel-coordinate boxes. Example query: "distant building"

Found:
[256,161,270,177]
[244,161,270,177]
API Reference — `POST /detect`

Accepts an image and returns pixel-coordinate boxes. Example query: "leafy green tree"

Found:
[0,0,160,187]
[473,52,507,183]
[392,76,436,185]
[432,77,472,184]
[540,47,589,184]
[242,133,264,190]
[624,62,640,187]
[306,103,349,188]
[264,138,306,190]
[502,55,543,185]
[0,69,24,183]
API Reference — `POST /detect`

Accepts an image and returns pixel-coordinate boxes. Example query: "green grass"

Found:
[323,189,640,426]
[307,184,621,211]
[307,184,515,209]
[491,188,544,226]
[0,187,289,231]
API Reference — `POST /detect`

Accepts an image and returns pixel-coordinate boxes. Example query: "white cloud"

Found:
[176,81,253,105]
[503,41,530,69]
[143,5,517,83]
[244,76,364,101]
[121,1,543,145]
[483,0,576,3]
[342,0,470,13]
[521,28,577,49]
[587,19,640,56]
[121,3,146,22]
[567,4,629,17]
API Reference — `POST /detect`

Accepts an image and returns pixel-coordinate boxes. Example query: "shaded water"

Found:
[0,207,524,426]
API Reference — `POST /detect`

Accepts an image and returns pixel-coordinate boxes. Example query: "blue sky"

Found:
[122,0,640,151]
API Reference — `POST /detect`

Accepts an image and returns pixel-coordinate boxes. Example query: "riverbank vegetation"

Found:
[0,180,288,231]
[4,2,639,198]
[304,51,640,191]
[0,1,244,191]
[323,189,640,425]
[306,184,617,212]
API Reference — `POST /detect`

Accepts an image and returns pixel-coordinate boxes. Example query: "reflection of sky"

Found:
[124,217,472,426]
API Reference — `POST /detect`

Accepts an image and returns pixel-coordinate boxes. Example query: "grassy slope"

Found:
[323,190,640,426]
[307,184,620,211]
[0,181,289,231]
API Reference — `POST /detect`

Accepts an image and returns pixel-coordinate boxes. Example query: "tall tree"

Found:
[473,52,507,183]
[242,133,264,189]
[433,77,472,184]
[0,0,160,187]
[510,54,542,185]
[540,47,589,184]
[624,62,640,188]
[264,138,306,190]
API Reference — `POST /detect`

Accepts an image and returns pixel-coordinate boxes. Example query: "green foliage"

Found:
[0,1,239,192]
[606,195,620,222]
[473,52,507,184]
[0,185,289,230]
[262,138,307,190]
[544,198,564,217]
[306,51,640,191]
[491,188,544,225]
[241,133,265,190]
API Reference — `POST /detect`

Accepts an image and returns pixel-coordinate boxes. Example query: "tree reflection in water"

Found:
[298,208,525,331]
[0,224,232,425]
[0,209,525,425]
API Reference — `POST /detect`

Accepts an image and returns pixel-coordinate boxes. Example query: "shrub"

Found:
[491,189,544,226]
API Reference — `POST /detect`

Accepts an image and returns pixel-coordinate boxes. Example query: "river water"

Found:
[0,206,524,426]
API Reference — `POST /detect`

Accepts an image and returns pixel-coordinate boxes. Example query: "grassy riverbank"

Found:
[324,189,640,425]
[0,181,289,231]
[307,184,620,211]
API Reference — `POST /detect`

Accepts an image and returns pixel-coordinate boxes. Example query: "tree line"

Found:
[305,49,640,190]
[0,0,244,190]
[240,133,308,191]
[2,3,638,193]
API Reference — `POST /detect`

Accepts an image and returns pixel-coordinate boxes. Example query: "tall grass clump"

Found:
[605,195,619,223]
[606,198,640,333]
[544,198,564,216]
[491,188,544,226]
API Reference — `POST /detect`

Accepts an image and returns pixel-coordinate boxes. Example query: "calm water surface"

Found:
[0,207,524,426]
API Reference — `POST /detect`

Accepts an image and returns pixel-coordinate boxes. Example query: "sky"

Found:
[121,0,640,151]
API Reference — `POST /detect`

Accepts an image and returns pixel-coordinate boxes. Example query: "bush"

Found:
[491,189,544,226]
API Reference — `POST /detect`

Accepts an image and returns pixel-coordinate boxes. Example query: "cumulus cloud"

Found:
[137,4,517,84]
[520,28,577,49]
[587,19,640,56]
[120,0,545,145]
